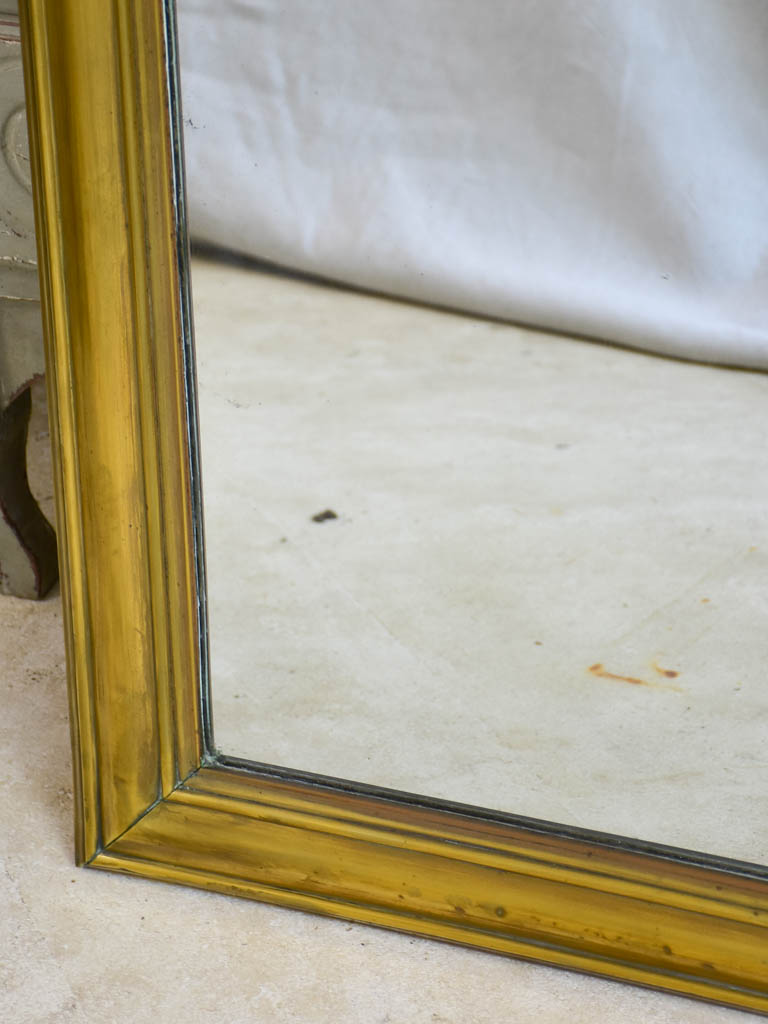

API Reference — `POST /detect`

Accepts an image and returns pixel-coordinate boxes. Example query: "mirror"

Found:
[20,0,768,1011]
[179,1,768,863]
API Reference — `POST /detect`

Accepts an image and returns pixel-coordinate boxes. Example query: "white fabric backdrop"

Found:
[178,0,768,369]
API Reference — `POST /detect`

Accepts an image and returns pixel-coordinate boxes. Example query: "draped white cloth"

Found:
[178,1,768,369]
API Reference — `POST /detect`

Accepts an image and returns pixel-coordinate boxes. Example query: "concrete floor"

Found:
[2,316,764,1023]
[195,256,768,865]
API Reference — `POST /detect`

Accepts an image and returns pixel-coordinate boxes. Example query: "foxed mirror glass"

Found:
[177,1,768,864]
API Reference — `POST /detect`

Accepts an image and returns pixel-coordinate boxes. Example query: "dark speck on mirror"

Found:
[311,509,338,523]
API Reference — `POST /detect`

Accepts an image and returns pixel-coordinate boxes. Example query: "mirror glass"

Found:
[177,0,768,864]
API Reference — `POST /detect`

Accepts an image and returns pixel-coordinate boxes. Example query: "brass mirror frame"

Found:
[20,0,768,1013]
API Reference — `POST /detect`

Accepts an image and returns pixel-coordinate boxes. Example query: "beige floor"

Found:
[1,327,762,1023]
[195,257,768,864]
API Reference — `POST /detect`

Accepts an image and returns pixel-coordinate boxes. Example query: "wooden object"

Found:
[0,13,56,598]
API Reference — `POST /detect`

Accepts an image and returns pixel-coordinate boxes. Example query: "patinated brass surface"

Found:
[20,0,768,1012]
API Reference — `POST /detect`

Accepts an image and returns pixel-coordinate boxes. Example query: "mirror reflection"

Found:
[178,0,768,863]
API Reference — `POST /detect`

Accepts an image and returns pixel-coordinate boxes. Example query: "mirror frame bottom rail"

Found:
[100,763,768,1013]
[20,0,768,1013]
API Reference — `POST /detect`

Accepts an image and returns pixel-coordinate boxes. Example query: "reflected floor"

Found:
[192,254,768,864]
